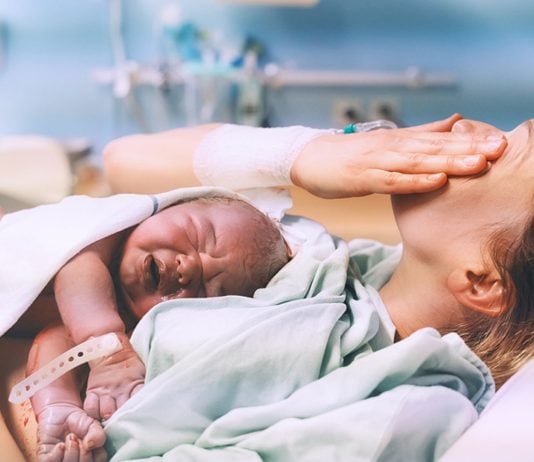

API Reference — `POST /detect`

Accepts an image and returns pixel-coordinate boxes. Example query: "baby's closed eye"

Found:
[148,257,160,288]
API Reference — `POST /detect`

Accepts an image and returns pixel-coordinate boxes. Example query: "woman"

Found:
[104,114,504,198]
[2,114,528,460]
[103,114,532,387]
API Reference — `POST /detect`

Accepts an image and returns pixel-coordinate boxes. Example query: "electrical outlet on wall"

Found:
[332,99,366,126]
[369,98,400,122]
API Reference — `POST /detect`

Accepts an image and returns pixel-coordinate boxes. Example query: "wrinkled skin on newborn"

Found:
[22,197,286,461]
[18,314,144,461]
[83,333,145,422]
[36,404,106,462]
[27,326,145,461]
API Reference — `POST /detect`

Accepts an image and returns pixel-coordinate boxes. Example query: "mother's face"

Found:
[392,119,534,260]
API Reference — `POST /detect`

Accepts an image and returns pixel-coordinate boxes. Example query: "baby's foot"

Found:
[36,402,106,462]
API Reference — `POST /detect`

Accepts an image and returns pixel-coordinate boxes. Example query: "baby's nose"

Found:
[175,253,196,285]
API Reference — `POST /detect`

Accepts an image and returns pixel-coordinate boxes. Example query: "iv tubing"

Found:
[336,120,398,134]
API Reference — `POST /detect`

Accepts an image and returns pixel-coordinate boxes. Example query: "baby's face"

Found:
[118,200,261,319]
[392,119,534,260]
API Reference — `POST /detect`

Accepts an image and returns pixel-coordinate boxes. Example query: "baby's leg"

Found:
[27,324,106,462]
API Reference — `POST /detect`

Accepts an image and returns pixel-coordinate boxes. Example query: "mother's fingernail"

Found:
[462,156,482,167]
[486,136,505,148]
[428,173,445,181]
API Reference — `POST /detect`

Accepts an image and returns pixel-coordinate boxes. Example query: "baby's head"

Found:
[393,119,534,386]
[118,195,289,319]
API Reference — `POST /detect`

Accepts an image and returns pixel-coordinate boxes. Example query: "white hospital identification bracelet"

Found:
[9,333,122,404]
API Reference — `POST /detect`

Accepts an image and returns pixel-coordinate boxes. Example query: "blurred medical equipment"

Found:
[217,0,319,5]
[92,1,457,130]
[109,0,132,99]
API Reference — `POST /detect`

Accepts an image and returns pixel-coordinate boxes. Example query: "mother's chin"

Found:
[391,185,448,235]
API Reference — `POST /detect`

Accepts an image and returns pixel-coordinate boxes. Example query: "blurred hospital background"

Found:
[0,0,533,240]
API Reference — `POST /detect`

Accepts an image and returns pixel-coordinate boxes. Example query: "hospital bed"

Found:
[440,359,534,461]
[0,136,72,212]
[0,134,106,214]
[0,139,532,461]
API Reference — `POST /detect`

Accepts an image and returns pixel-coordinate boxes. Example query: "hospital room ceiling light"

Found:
[217,0,319,6]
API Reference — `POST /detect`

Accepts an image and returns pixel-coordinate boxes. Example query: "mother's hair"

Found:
[459,212,534,388]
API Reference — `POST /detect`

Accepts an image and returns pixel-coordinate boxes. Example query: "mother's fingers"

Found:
[354,127,508,159]
[371,151,487,175]
[390,133,507,160]
[402,113,463,132]
[356,169,448,195]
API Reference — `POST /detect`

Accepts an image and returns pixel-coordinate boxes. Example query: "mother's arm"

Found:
[0,411,26,462]
[102,115,506,197]
[0,337,37,461]
[103,124,218,194]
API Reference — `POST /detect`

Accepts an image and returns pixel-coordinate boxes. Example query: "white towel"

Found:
[0,186,289,337]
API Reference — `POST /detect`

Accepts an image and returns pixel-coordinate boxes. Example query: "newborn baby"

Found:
[12,195,289,461]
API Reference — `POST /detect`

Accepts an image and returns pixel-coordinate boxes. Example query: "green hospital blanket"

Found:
[104,215,494,462]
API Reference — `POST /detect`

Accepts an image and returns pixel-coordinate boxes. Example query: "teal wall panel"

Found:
[0,0,533,155]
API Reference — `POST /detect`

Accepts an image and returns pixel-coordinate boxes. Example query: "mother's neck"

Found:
[379,249,461,340]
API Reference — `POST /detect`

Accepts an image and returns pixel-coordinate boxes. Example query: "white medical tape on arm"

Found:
[9,333,122,404]
[193,124,332,189]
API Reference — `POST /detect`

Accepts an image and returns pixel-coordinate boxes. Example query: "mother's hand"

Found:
[290,114,507,198]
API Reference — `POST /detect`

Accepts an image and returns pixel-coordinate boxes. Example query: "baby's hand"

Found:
[36,403,106,462]
[84,332,145,420]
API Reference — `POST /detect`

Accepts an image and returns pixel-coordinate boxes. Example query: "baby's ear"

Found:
[267,216,295,259]
[283,238,295,259]
[447,266,509,317]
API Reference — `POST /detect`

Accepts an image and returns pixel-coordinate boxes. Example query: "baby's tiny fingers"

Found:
[78,444,94,462]
[116,382,144,409]
[37,442,64,462]
[82,421,106,451]
[132,382,144,396]
[83,392,100,421]
[116,394,129,410]
[93,447,108,462]
[99,394,117,421]
[63,434,80,462]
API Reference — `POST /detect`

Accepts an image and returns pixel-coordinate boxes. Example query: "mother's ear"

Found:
[447,267,509,317]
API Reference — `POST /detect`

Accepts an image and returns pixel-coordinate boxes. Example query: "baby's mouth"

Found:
[143,254,162,290]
